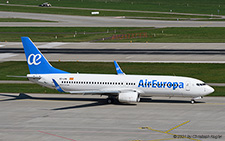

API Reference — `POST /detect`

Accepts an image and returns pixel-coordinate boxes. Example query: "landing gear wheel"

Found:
[107,98,113,104]
[191,99,195,104]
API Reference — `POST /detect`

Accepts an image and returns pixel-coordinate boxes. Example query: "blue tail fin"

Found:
[21,37,69,74]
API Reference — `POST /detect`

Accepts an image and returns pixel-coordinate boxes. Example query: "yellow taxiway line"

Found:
[138,120,201,141]
[165,120,190,133]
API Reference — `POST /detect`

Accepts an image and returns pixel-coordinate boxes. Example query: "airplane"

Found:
[20,37,214,104]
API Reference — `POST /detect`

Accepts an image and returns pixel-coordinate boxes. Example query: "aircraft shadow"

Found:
[0,93,135,110]
[0,93,102,102]
[140,98,205,104]
[0,94,204,110]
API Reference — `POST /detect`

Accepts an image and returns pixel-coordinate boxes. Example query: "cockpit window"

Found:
[196,83,206,86]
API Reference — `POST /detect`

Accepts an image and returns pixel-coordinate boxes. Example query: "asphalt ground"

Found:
[1,42,225,63]
[2,48,225,55]
[0,93,224,141]
[1,11,225,27]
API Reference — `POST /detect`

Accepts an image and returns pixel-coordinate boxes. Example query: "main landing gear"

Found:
[106,98,113,104]
[106,96,118,104]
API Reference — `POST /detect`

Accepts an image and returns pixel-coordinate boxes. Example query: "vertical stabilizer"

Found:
[21,37,69,74]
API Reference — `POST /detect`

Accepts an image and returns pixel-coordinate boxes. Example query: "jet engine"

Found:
[118,92,140,103]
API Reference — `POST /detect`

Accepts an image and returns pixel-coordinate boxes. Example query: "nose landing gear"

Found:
[191,99,195,104]
[191,96,203,104]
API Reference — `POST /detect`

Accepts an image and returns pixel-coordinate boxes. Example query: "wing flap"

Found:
[7,75,28,78]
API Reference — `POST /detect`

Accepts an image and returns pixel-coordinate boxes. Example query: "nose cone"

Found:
[206,85,214,95]
[209,86,215,93]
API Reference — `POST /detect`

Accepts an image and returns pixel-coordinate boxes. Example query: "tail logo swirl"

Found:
[28,54,42,65]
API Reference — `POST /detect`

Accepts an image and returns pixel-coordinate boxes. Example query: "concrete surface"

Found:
[1,11,225,27]
[0,93,224,141]
[1,42,225,63]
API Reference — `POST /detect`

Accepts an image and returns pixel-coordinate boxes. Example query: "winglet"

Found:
[114,61,125,75]
[52,79,65,93]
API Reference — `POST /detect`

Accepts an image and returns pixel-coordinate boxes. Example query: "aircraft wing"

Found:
[7,75,41,79]
[67,90,120,95]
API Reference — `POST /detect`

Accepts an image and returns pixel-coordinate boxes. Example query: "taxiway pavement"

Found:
[0,93,224,141]
[1,11,225,27]
[1,42,225,63]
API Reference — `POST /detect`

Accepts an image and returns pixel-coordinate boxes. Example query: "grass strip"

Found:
[7,0,225,15]
[1,27,225,43]
[1,61,225,83]
[0,18,55,22]
[208,87,225,96]
[130,17,225,21]
[0,5,211,19]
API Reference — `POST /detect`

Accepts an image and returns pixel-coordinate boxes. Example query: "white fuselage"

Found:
[27,73,214,98]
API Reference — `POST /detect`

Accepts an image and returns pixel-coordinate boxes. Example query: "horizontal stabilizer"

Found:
[7,75,27,78]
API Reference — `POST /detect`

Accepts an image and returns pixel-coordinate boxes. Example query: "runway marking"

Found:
[38,130,77,141]
[138,120,200,141]
[200,21,212,27]
[165,120,190,133]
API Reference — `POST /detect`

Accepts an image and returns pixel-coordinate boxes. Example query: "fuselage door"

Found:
[186,82,190,91]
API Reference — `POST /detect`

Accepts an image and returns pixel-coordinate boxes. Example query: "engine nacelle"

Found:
[118,92,140,103]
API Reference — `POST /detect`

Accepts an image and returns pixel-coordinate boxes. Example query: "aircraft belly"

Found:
[141,88,183,97]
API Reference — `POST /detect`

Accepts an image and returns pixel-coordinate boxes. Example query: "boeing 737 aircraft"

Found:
[21,37,214,104]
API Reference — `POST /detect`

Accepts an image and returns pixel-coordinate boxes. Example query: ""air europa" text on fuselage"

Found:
[138,79,184,90]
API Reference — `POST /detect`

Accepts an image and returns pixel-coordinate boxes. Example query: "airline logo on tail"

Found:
[21,37,69,74]
[28,54,42,65]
